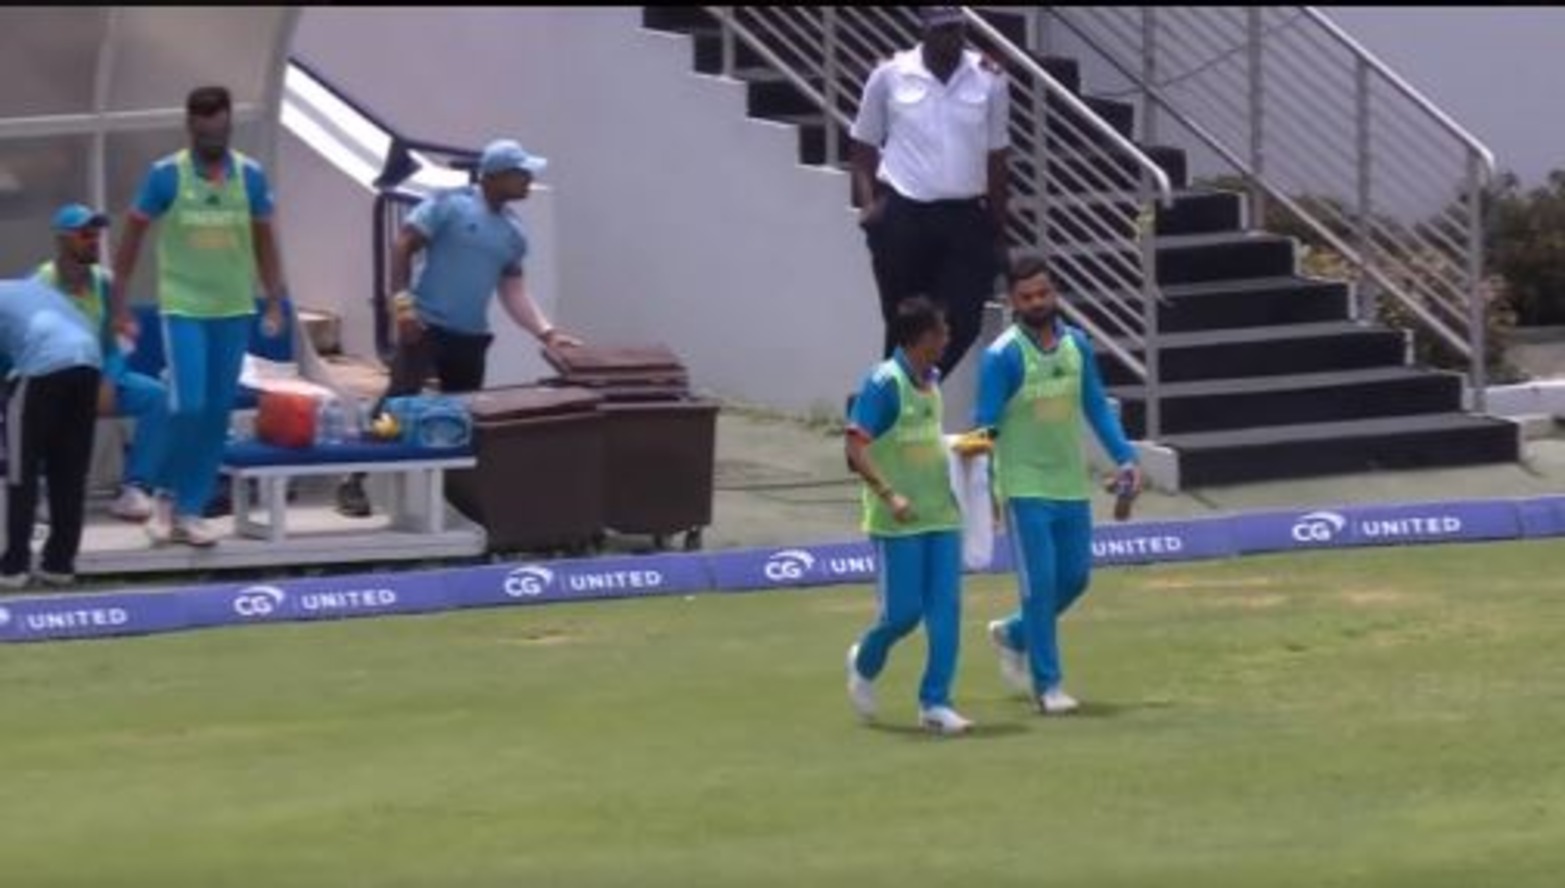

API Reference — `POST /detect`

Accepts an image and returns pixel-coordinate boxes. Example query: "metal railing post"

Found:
[823,7,840,166]
[1139,181,1161,441]
[720,7,736,78]
[1140,8,1158,146]
[1246,8,1266,229]
[1467,151,1488,412]
[1353,57,1372,321]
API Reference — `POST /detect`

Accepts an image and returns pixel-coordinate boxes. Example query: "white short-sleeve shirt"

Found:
[850,46,1011,202]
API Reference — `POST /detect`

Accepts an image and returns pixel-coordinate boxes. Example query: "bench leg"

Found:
[233,474,268,540]
[426,469,446,534]
[264,477,287,543]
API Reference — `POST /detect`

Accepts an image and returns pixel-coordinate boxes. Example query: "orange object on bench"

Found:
[255,390,319,449]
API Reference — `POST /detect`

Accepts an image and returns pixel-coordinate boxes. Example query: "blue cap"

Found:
[52,203,109,232]
[920,6,964,27]
[478,139,548,178]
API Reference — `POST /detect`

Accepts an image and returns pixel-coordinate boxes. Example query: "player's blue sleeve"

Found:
[1072,329,1137,465]
[973,339,1022,431]
[405,193,446,239]
[848,370,900,440]
[131,162,179,218]
[242,159,275,219]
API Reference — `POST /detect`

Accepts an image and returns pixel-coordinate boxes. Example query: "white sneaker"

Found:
[172,516,220,548]
[0,572,28,590]
[845,644,877,720]
[109,486,155,522]
[988,619,1031,695]
[144,501,174,546]
[919,705,975,736]
[1039,687,1081,716]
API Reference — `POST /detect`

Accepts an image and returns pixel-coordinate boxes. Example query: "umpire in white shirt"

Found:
[850,5,1011,378]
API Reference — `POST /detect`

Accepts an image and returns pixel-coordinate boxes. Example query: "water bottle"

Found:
[1110,469,1138,522]
[316,398,343,446]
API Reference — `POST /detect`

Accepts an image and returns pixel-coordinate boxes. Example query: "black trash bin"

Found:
[445,385,605,554]
[543,345,718,551]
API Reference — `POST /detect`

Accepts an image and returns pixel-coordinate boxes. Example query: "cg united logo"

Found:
[232,585,287,618]
[1291,510,1348,543]
[763,549,817,582]
[504,566,555,598]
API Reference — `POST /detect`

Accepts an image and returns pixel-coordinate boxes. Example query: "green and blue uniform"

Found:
[34,262,169,493]
[974,320,1136,693]
[133,149,273,517]
[847,350,963,708]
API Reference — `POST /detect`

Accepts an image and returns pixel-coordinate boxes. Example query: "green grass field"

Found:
[2,540,1563,887]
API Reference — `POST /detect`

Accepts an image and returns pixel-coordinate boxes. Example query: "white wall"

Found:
[283,7,880,414]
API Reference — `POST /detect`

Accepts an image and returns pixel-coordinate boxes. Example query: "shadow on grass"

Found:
[865,721,1032,740]
[1073,698,1176,719]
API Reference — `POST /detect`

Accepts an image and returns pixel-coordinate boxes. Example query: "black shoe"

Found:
[336,479,372,518]
[203,489,233,518]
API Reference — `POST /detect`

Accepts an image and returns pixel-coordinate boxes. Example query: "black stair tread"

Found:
[1158,275,1341,299]
[1047,231,1290,260]
[1109,366,1453,400]
[1025,186,1232,206]
[1151,231,1293,249]
[1128,320,1391,350]
[1159,413,1512,450]
[726,66,824,84]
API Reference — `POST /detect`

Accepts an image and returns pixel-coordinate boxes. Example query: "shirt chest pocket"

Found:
[949,85,989,128]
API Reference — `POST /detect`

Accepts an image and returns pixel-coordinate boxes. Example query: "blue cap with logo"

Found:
[52,203,109,232]
[478,139,548,178]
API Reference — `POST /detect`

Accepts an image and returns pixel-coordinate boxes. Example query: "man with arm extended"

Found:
[336,138,581,517]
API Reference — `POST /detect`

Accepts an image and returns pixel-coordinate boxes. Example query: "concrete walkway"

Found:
[706,406,1565,550]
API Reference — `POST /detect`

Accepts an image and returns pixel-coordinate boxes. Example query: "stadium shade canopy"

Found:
[0,7,297,283]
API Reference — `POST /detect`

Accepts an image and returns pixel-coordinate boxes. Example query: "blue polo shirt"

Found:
[973,321,1136,466]
[131,150,275,220]
[847,349,940,440]
[0,278,102,378]
[405,186,528,336]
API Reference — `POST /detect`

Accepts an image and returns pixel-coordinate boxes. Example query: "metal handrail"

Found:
[700,5,1176,435]
[1044,6,1497,408]
[1299,7,1496,180]
[962,9,1175,210]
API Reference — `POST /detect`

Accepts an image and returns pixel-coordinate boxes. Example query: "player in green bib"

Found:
[843,297,974,735]
[971,255,1142,715]
[108,86,287,547]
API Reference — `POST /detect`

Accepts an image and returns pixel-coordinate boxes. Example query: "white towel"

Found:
[944,434,995,571]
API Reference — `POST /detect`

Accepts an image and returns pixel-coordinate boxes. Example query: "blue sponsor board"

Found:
[1092,516,1234,566]
[445,552,711,608]
[1231,499,1523,555]
[1517,495,1565,539]
[707,541,877,591]
[232,571,453,624]
[0,497,1555,647]
[0,590,186,643]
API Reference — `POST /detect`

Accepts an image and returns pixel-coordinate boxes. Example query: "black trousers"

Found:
[381,323,494,404]
[863,191,1001,378]
[4,366,101,575]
